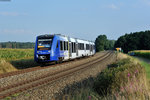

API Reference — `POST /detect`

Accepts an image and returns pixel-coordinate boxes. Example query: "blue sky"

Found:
[0,0,150,42]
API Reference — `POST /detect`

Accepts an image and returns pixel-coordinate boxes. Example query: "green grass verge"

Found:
[140,61,150,79]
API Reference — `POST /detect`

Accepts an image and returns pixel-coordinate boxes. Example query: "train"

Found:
[34,34,95,63]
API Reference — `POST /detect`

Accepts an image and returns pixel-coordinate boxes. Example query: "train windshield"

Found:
[38,38,53,50]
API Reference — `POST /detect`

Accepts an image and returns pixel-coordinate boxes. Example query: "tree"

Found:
[115,30,150,53]
[95,35,114,52]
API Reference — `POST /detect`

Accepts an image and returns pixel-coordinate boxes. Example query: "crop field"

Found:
[0,48,34,61]
[132,50,150,59]
[0,48,38,74]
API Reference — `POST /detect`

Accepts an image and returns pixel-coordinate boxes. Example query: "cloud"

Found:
[0,12,28,16]
[108,4,118,9]
[0,29,32,35]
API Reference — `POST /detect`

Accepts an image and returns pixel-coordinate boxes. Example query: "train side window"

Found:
[81,43,83,50]
[60,41,63,51]
[56,41,58,48]
[74,43,76,52]
[72,42,74,52]
[86,44,89,50]
[64,41,66,50]
[64,42,66,51]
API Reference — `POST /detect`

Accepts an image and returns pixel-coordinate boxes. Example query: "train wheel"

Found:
[55,61,59,64]
[58,57,63,63]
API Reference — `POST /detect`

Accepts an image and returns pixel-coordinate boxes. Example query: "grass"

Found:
[0,48,39,74]
[129,52,150,79]
[139,61,150,79]
[57,53,150,100]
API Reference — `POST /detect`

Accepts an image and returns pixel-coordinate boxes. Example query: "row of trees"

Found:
[95,35,115,52]
[0,42,35,49]
[115,30,150,53]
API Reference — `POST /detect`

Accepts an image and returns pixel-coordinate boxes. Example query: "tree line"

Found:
[114,30,150,53]
[0,42,35,49]
[95,35,115,52]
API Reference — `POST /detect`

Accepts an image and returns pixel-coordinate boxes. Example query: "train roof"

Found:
[37,34,95,43]
[37,34,54,39]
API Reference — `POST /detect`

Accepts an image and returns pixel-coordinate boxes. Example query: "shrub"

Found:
[93,58,145,96]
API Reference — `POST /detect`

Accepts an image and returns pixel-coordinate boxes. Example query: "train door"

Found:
[55,40,60,59]
[69,42,72,58]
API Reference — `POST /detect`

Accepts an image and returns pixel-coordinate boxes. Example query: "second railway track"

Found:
[0,51,113,99]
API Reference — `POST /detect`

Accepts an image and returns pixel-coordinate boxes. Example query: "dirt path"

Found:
[134,56,150,64]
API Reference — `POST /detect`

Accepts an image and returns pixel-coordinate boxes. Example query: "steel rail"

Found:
[0,51,113,99]
[0,53,105,79]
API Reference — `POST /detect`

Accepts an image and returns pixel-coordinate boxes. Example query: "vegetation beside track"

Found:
[0,49,38,74]
[129,50,150,59]
[60,53,150,100]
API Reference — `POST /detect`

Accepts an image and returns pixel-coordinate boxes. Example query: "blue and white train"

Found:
[34,34,95,63]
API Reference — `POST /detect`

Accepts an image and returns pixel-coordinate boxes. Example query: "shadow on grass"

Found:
[10,59,40,69]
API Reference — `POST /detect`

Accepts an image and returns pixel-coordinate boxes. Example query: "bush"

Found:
[93,58,145,95]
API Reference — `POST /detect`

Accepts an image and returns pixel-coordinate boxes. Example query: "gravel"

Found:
[5,51,117,100]
[0,52,106,89]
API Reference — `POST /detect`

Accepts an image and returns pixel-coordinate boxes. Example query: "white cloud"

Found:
[0,12,28,16]
[0,29,32,35]
[108,4,118,9]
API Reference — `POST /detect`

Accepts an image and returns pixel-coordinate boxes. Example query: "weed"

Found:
[12,93,20,97]
[4,97,11,100]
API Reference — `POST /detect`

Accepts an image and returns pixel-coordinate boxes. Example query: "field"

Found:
[130,50,150,59]
[0,48,38,74]
[0,48,34,61]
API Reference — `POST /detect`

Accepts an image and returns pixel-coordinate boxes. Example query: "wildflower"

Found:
[88,96,91,100]
[128,73,130,77]
[135,69,138,74]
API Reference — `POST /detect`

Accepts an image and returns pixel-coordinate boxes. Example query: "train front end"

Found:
[34,35,54,63]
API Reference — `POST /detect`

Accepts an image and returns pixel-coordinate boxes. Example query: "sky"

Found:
[0,0,150,42]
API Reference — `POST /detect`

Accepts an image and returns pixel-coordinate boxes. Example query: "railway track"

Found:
[0,52,105,79]
[0,51,113,99]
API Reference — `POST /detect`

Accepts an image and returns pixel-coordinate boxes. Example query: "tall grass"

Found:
[57,53,150,100]
[0,60,17,74]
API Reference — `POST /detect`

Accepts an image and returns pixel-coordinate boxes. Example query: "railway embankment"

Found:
[1,52,149,100]
[57,53,150,100]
